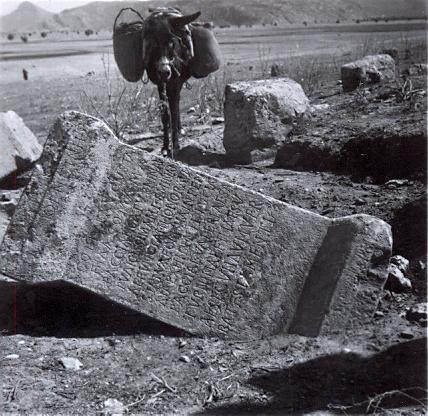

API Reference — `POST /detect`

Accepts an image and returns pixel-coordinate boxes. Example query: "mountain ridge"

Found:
[1,0,426,33]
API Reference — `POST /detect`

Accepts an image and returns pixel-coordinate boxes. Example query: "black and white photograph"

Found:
[0,0,427,414]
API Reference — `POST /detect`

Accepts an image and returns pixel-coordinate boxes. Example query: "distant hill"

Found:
[0,1,63,32]
[1,0,427,33]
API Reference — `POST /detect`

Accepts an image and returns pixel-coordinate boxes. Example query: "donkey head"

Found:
[142,11,201,83]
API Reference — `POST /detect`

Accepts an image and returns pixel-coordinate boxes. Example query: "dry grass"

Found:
[78,36,426,136]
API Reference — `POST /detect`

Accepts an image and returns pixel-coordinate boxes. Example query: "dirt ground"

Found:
[0,23,427,415]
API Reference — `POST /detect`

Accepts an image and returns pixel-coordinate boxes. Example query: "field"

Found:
[0,21,427,415]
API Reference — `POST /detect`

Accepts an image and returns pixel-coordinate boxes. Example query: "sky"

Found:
[0,0,148,15]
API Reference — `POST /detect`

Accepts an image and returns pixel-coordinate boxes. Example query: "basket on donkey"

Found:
[112,8,145,82]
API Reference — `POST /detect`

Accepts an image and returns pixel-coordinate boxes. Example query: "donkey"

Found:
[142,9,201,158]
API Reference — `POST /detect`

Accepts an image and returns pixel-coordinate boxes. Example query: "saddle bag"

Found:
[189,26,222,78]
[113,8,145,82]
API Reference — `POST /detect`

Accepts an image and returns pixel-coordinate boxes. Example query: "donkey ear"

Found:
[169,11,201,28]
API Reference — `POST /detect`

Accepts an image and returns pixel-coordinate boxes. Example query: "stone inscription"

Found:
[0,112,392,339]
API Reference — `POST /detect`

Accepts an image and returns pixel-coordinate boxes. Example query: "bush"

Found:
[303,21,308,26]
[41,31,48,38]
[7,33,14,41]
[85,29,94,36]
[21,35,28,43]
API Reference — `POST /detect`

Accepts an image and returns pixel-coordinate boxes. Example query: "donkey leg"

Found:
[158,84,171,157]
[167,80,184,159]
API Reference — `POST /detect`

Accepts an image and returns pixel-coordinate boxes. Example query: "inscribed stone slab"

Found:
[0,112,392,339]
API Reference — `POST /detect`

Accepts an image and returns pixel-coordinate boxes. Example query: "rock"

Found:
[179,355,191,363]
[176,127,226,166]
[0,111,42,181]
[399,330,414,340]
[391,197,427,260]
[212,116,224,125]
[59,357,83,370]
[0,112,393,340]
[5,354,19,360]
[310,103,330,112]
[223,78,309,164]
[406,303,427,323]
[103,398,125,415]
[341,54,395,92]
[390,255,410,274]
[384,179,410,189]
[384,264,412,293]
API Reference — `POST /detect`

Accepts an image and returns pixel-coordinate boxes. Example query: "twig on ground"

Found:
[151,373,177,393]
[327,387,427,414]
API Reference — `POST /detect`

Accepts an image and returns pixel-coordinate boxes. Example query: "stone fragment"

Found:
[0,112,392,340]
[0,111,42,181]
[223,78,309,164]
[4,354,19,360]
[177,128,226,167]
[341,54,395,92]
[406,303,427,323]
[399,330,414,340]
[59,357,83,370]
[103,398,124,415]
[384,264,412,293]
[390,255,410,274]
[179,355,191,363]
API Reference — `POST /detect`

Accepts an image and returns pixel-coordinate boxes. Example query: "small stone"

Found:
[406,303,427,323]
[374,311,384,318]
[212,116,224,125]
[179,355,191,363]
[178,340,187,349]
[103,398,125,415]
[59,357,83,371]
[187,106,196,114]
[390,255,410,274]
[5,354,19,360]
[354,198,365,206]
[384,264,412,293]
[196,355,209,369]
[384,179,409,189]
[399,331,414,340]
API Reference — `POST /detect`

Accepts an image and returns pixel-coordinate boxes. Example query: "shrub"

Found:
[21,35,28,43]
[41,31,48,38]
[85,29,94,36]
[7,33,14,41]
[303,21,308,26]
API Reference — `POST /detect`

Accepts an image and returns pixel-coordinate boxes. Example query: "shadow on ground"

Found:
[0,279,188,338]
[199,338,427,415]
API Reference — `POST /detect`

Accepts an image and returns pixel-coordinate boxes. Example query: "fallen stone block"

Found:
[0,111,42,181]
[223,78,309,164]
[341,54,395,92]
[0,112,392,340]
[384,264,412,293]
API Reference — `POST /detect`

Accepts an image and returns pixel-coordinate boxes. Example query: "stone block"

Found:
[341,54,395,92]
[223,78,309,164]
[0,112,392,339]
[0,111,42,181]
